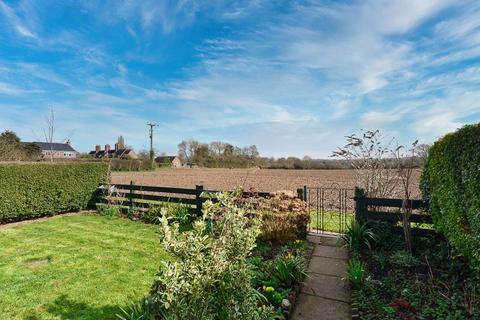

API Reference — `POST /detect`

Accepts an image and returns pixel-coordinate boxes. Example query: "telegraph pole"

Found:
[147,123,159,169]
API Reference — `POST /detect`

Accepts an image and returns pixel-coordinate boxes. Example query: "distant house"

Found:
[23,142,78,159]
[89,136,138,159]
[155,155,182,168]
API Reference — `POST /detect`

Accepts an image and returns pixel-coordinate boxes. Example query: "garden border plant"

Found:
[149,191,263,319]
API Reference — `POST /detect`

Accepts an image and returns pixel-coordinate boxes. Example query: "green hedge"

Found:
[421,123,480,267]
[0,162,109,223]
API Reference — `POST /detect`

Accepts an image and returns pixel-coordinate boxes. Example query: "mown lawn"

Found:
[309,210,354,233]
[0,214,167,319]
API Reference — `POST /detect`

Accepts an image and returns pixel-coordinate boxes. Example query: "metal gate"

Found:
[306,185,355,234]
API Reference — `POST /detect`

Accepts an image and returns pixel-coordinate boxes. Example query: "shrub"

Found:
[421,123,480,268]
[116,298,155,320]
[389,250,420,268]
[239,191,309,242]
[150,192,262,319]
[97,204,121,218]
[0,162,109,223]
[341,221,378,252]
[142,203,192,225]
[268,252,307,289]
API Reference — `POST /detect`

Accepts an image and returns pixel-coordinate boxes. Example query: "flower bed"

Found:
[348,222,479,319]
[116,191,312,319]
[251,240,313,318]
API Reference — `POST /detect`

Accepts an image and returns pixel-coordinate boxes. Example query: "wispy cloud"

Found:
[0,0,38,41]
[0,0,479,157]
[0,81,38,95]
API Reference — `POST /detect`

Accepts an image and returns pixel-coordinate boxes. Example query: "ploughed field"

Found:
[112,168,421,198]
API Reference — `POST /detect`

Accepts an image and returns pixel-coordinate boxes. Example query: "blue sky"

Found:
[0,0,479,157]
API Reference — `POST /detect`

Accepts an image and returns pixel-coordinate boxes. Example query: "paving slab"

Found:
[308,256,347,278]
[312,245,348,260]
[301,273,350,303]
[291,294,350,320]
[307,234,345,247]
[292,237,351,319]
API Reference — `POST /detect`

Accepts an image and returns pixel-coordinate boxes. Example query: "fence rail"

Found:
[354,187,433,236]
[98,182,275,216]
[113,184,198,195]
[363,197,426,209]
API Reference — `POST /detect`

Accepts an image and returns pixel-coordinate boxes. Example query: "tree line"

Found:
[177,139,426,169]
[178,140,259,168]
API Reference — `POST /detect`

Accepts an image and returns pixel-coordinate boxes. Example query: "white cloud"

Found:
[82,0,200,34]
[435,2,480,43]
[0,82,28,95]
[1,0,480,157]
[361,110,404,126]
[412,111,463,136]
[0,0,38,41]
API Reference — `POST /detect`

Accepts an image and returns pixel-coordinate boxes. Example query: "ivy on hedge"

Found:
[421,123,480,267]
[0,162,109,223]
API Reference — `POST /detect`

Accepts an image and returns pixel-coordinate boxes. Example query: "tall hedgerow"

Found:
[0,162,109,223]
[421,123,480,268]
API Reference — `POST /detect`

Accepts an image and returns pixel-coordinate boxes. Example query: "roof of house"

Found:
[155,156,179,162]
[114,149,135,157]
[24,142,77,152]
[89,148,135,158]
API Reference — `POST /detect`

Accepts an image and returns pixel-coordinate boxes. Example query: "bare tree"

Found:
[393,140,419,253]
[334,130,422,251]
[43,108,55,162]
[209,141,226,156]
[178,139,199,162]
[332,130,398,198]
[415,143,430,165]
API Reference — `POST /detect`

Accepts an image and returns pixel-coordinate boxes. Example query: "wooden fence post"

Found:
[354,187,366,222]
[297,188,304,201]
[296,186,309,239]
[128,180,134,211]
[297,186,308,201]
[195,185,204,217]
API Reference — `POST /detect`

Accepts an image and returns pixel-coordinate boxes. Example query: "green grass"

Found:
[308,211,433,233]
[0,214,168,319]
[309,210,354,233]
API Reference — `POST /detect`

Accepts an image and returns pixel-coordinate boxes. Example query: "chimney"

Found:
[95,145,100,153]
[114,143,119,151]
[105,144,110,153]
[117,136,125,150]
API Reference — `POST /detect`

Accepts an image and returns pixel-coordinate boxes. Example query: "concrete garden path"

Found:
[291,234,351,320]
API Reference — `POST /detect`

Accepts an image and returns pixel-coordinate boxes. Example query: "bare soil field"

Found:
[111,168,421,198]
